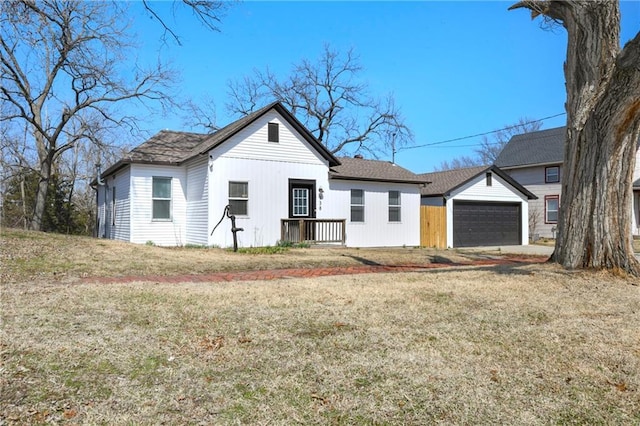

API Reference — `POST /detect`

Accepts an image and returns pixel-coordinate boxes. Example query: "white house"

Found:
[418,165,537,248]
[93,102,426,248]
[495,126,640,238]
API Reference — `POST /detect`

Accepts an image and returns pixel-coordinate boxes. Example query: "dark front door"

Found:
[452,201,521,247]
[288,179,316,241]
[289,179,316,219]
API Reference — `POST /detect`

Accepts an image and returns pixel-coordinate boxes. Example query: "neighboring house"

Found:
[418,165,537,248]
[495,126,640,238]
[93,102,426,248]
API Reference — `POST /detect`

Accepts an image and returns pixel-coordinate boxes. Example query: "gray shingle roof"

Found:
[98,102,340,179]
[418,166,487,196]
[126,130,208,164]
[418,165,537,199]
[495,126,565,168]
[330,157,428,184]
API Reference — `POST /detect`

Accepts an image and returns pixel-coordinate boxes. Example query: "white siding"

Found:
[109,168,131,241]
[445,172,530,247]
[130,164,187,246]
[327,180,421,247]
[505,166,561,239]
[207,157,330,248]
[207,110,331,248]
[185,156,209,245]
[212,110,328,165]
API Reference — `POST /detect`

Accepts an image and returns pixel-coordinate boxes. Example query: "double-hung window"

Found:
[388,190,401,222]
[152,177,172,220]
[350,189,364,222]
[545,166,560,183]
[229,181,249,216]
[545,195,559,224]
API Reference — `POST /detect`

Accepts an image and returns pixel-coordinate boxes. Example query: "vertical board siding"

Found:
[420,206,446,248]
[208,156,331,248]
[185,157,209,245]
[327,180,421,247]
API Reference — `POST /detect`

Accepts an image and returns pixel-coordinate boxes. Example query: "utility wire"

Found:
[400,112,566,151]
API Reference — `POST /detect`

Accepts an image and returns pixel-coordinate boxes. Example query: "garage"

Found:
[453,201,521,247]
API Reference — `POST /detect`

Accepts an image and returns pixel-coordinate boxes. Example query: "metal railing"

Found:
[280,218,346,244]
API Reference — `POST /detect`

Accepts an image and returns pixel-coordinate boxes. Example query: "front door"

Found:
[288,179,316,219]
[288,179,316,241]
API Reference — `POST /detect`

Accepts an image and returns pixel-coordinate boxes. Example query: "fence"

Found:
[420,205,446,248]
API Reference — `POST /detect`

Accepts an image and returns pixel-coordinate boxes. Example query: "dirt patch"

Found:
[1,228,529,283]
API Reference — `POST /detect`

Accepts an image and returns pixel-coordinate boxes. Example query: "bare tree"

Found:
[142,0,229,46]
[1,1,176,231]
[510,0,640,276]
[226,45,412,157]
[437,117,542,171]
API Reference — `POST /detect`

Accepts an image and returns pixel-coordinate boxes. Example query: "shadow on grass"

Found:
[416,261,540,277]
[341,254,383,266]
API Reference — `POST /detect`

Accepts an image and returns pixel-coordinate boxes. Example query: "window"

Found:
[350,189,364,222]
[292,188,309,216]
[268,122,279,142]
[546,166,560,183]
[486,172,492,186]
[112,186,116,226]
[545,195,559,223]
[229,181,248,215]
[152,177,172,220]
[388,190,401,222]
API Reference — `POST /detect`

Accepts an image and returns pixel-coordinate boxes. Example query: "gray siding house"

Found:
[495,126,640,239]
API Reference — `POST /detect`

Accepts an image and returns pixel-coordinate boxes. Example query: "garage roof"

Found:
[418,165,537,199]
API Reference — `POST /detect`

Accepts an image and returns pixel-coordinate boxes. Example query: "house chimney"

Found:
[354,154,363,159]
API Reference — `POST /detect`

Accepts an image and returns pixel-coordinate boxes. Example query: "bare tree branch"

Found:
[225,44,413,157]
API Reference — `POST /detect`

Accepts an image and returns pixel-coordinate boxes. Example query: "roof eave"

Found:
[330,174,428,185]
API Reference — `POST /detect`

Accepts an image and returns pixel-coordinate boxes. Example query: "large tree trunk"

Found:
[511,1,640,276]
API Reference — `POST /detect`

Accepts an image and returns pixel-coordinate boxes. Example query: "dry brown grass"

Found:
[2,263,640,424]
[0,228,475,283]
[2,229,639,424]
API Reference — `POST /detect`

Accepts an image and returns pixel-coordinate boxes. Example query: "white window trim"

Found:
[229,181,249,216]
[292,187,309,217]
[350,189,365,223]
[545,195,559,224]
[388,190,401,223]
[152,176,172,221]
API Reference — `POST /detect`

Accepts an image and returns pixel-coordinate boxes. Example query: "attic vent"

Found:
[354,154,363,159]
[268,122,279,143]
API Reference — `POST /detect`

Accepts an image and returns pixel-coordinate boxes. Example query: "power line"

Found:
[400,112,566,151]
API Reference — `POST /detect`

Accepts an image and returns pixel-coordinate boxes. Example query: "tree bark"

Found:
[510,1,640,276]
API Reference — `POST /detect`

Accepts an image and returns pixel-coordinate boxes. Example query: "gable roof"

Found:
[418,165,537,199]
[191,102,340,166]
[495,126,565,168]
[96,102,340,180]
[126,130,208,164]
[330,157,429,185]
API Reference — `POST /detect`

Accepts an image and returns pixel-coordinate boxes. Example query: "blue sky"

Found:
[132,1,639,173]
